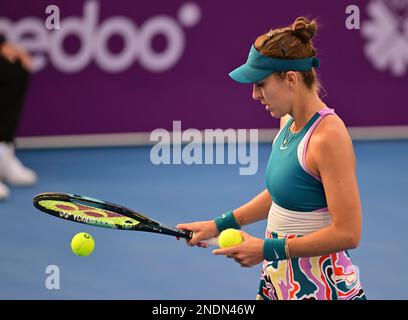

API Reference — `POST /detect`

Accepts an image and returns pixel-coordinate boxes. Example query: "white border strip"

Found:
[14,126,408,149]
[16,132,153,149]
[347,126,408,141]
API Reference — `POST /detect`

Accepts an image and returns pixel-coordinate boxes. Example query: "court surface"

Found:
[0,140,407,299]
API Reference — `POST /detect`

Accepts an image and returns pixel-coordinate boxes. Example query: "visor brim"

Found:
[228,64,273,84]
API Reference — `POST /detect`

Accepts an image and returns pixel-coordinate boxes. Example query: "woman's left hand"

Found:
[212,231,264,268]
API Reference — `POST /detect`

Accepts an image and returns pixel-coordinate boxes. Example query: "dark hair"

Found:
[254,17,321,91]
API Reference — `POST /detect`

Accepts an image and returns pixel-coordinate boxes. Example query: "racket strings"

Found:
[37,200,141,229]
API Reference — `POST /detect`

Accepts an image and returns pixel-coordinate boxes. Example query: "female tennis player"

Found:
[177,16,366,300]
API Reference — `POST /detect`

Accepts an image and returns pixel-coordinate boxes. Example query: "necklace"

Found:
[280,122,299,149]
[280,130,292,149]
[280,111,321,149]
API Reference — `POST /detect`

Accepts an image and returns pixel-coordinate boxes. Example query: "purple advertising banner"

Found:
[0,0,407,137]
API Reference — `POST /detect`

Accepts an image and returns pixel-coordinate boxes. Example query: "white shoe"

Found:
[0,180,10,200]
[0,143,38,186]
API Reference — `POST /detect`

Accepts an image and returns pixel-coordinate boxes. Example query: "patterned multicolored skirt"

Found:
[256,229,366,300]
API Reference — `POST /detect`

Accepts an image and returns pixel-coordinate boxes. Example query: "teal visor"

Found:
[229,45,321,84]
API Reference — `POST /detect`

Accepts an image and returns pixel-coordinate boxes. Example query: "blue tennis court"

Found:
[0,140,406,299]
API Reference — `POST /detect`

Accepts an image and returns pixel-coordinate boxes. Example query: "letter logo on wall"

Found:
[0,1,201,73]
[361,0,408,77]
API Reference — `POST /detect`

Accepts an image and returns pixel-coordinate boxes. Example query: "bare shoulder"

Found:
[309,114,355,169]
[312,114,351,145]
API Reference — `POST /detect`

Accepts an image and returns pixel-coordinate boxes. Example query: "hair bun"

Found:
[291,17,317,44]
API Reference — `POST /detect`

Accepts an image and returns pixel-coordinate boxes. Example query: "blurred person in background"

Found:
[0,35,37,200]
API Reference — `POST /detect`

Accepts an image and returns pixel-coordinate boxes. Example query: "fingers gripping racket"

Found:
[33,192,219,246]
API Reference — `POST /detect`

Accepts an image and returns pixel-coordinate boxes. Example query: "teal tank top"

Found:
[265,107,335,212]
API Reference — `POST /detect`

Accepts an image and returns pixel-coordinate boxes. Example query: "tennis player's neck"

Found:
[290,102,327,134]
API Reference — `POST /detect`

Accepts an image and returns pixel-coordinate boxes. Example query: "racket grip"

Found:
[185,230,219,247]
[201,237,219,247]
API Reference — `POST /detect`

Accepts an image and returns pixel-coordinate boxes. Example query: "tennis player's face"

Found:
[252,74,292,118]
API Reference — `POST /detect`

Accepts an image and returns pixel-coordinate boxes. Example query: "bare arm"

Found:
[177,189,272,246]
[287,122,362,257]
[233,189,271,227]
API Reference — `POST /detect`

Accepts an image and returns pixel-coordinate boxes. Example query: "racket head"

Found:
[33,192,147,230]
[33,192,193,239]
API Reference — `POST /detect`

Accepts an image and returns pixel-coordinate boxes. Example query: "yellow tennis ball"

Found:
[71,232,95,256]
[218,228,243,248]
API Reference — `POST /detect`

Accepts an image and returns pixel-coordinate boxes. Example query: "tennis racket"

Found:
[33,192,219,246]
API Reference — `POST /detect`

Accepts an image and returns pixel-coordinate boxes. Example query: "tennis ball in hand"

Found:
[218,229,243,248]
[71,232,95,256]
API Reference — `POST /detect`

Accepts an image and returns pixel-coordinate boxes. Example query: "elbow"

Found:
[333,220,362,250]
[348,238,360,250]
[345,233,361,250]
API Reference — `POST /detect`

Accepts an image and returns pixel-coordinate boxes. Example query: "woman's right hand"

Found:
[176,220,219,247]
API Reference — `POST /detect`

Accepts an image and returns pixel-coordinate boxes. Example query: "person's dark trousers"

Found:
[0,57,30,143]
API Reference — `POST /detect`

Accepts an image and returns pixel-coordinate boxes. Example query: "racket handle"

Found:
[200,237,219,247]
[185,230,219,247]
